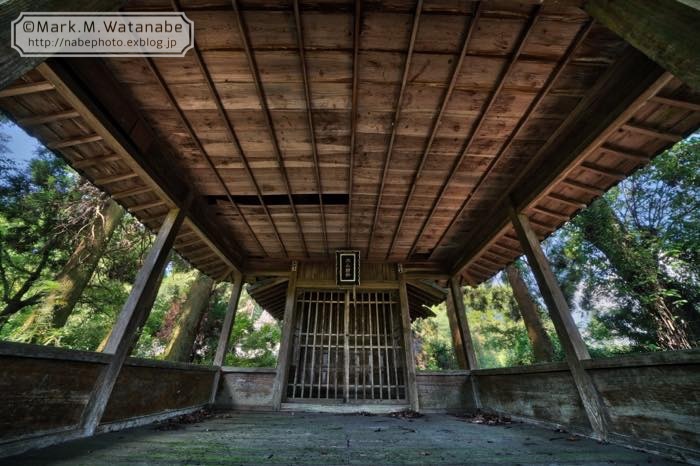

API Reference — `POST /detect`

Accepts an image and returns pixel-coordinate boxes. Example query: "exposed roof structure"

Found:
[0,0,699,284]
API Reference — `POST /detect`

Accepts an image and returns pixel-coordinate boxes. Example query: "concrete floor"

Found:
[2,412,678,465]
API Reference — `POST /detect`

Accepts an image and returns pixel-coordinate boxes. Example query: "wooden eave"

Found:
[1,0,699,284]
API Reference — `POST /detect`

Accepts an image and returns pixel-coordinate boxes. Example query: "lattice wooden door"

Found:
[286,290,407,403]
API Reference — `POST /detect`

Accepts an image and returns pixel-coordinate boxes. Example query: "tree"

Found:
[162,272,214,362]
[0,150,81,328]
[505,263,555,362]
[566,138,700,350]
[20,198,124,343]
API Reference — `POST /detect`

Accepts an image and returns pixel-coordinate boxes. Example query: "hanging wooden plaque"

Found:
[335,250,360,286]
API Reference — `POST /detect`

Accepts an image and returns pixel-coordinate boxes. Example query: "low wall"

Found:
[416,371,474,412]
[0,342,216,443]
[473,349,700,460]
[215,367,276,410]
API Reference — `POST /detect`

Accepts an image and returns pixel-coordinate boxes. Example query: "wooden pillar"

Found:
[445,288,468,370]
[397,266,419,412]
[584,0,700,90]
[80,202,189,434]
[447,277,482,409]
[508,204,610,440]
[271,261,298,410]
[209,270,245,404]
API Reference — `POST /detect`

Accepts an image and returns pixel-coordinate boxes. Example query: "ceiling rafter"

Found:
[171,0,286,259]
[407,5,545,260]
[347,0,361,249]
[292,0,329,256]
[427,18,595,261]
[366,0,423,257]
[231,0,310,258]
[386,1,484,260]
[143,57,268,257]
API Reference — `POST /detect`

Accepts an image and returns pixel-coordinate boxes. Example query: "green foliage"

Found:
[412,307,458,370]
[224,291,281,368]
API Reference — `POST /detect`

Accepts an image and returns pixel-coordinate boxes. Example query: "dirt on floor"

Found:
[2,411,681,465]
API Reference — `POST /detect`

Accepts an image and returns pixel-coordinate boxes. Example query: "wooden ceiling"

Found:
[1,0,699,283]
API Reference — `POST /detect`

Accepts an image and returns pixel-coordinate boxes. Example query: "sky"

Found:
[1,121,42,166]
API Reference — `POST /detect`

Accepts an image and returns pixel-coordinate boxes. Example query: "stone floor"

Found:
[2,411,678,465]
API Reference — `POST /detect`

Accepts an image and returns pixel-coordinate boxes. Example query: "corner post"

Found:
[397,265,419,412]
[445,287,468,370]
[447,276,482,409]
[271,261,299,410]
[80,198,191,435]
[209,270,245,404]
[508,204,610,440]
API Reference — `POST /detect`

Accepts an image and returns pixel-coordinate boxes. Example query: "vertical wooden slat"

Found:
[290,295,305,398]
[309,291,320,397]
[344,290,351,402]
[368,292,375,399]
[317,292,327,397]
[375,293,383,399]
[271,262,298,410]
[300,293,311,398]
[382,292,392,399]
[389,292,400,400]
[398,269,420,411]
[326,292,333,398]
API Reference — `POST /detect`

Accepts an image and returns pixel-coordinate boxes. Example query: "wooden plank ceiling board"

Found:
[0,0,699,285]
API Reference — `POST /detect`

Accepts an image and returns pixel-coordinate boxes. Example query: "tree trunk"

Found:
[162,272,214,362]
[577,199,692,350]
[505,264,556,363]
[22,199,124,342]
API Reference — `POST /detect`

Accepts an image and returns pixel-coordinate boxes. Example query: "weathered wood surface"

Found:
[0,0,125,90]
[0,353,215,442]
[416,372,475,413]
[271,263,299,410]
[215,369,276,410]
[445,288,468,370]
[584,0,700,91]
[102,365,214,423]
[2,3,698,280]
[398,269,419,412]
[509,207,611,439]
[81,205,189,434]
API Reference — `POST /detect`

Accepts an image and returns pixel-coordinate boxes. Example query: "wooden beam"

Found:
[560,178,605,196]
[530,205,570,221]
[210,271,245,404]
[509,205,611,439]
[585,0,700,90]
[547,192,587,209]
[129,200,166,213]
[579,162,626,179]
[448,276,482,409]
[293,0,329,256]
[598,144,650,163]
[144,56,269,258]
[37,60,246,271]
[93,172,139,185]
[398,266,420,411]
[232,0,309,257]
[111,185,152,200]
[445,288,468,370]
[271,262,299,410]
[411,5,543,259]
[429,19,594,260]
[367,0,422,257]
[47,134,103,149]
[621,123,683,143]
[0,81,54,98]
[17,110,80,126]
[72,154,122,170]
[81,201,190,434]
[387,1,482,259]
[649,95,700,112]
[449,48,670,277]
[347,0,361,249]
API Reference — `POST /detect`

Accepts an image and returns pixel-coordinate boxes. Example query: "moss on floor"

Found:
[2,412,677,465]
